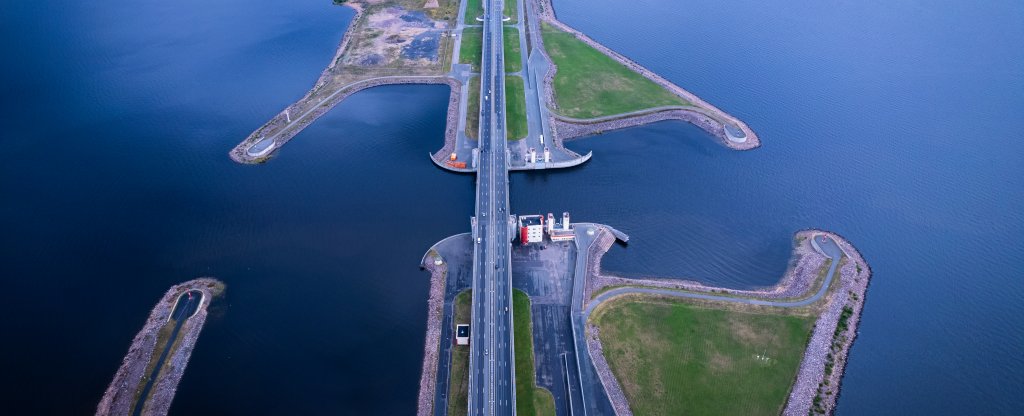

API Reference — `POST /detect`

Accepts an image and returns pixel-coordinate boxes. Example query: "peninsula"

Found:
[96,278,225,416]
[230,0,757,166]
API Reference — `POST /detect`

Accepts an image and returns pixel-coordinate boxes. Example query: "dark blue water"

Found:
[0,1,471,414]
[514,0,1022,414]
[0,0,1020,414]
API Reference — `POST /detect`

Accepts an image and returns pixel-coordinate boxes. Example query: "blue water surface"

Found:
[515,0,1023,414]
[0,0,1021,414]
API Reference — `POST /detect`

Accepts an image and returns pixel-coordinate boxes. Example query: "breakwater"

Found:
[580,227,871,415]
[416,252,448,416]
[96,278,225,416]
[529,0,760,150]
[232,76,460,164]
[230,1,459,164]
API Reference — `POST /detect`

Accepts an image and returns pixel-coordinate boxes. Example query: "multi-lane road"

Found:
[467,1,516,415]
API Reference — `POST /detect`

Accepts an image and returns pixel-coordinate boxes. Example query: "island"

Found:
[96,278,225,416]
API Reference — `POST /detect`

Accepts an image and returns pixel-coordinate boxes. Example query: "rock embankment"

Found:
[429,79,466,169]
[585,230,828,304]
[585,323,633,416]
[530,0,760,151]
[416,253,448,416]
[97,278,225,416]
[232,76,459,164]
[581,227,871,416]
[783,233,871,416]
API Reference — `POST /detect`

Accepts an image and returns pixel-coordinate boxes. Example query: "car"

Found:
[477,238,481,244]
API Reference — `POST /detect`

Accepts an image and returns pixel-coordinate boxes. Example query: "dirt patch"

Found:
[342,5,448,67]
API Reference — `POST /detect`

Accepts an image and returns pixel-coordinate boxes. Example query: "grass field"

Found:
[592,298,814,416]
[464,0,482,23]
[460,27,482,71]
[503,0,518,24]
[503,27,522,73]
[447,290,473,416]
[466,76,480,139]
[540,23,687,118]
[504,76,528,140]
[512,290,556,416]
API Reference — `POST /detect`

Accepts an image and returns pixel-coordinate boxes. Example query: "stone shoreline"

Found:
[416,253,448,416]
[585,230,829,304]
[785,232,871,416]
[231,75,459,164]
[96,278,225,416]
[581,227,870,415]
[230,1,458,164]
[531,0,760,151]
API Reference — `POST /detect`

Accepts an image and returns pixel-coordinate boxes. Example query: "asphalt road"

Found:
[131,290,202,416]
[467,1,516,415]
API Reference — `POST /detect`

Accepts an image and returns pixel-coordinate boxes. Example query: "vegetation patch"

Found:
[504,76,528,140]
[466,76,481,139]
[447,290,472,416]
[540,23,687,118]
[503,27,522,73]
[464,0,482,23]
[592,298,814,416]
[503,0,518,24]
[513,290,556,416]
[460,27,482,71]
[809,304,855,415]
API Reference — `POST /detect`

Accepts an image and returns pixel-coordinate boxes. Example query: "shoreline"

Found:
[531,0,760,151]
[96,278,225,416]
[580,227,870,415]
[417,250,449,416]
[230,1,458,164]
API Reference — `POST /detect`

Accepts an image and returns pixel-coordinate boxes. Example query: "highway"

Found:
[467,0,516,415]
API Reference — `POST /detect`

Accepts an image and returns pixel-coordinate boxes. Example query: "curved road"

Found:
[570,229,843,415]
[584,234,843,317]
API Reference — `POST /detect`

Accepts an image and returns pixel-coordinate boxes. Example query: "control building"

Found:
[518,215,545,245]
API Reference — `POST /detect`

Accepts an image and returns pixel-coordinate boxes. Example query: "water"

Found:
[0,1,471,414]
[0,0,1020,414]
[516,0,1023,414]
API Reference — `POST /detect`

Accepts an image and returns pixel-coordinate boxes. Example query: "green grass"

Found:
[466,76,480,139]
[504,76,528,140]
[447,290,472,416]
[540,23,687,118]
[503,27,522,73]
[464,0,482,23]
[592,298,814,416]
[503,0,518,23]
[513,290,556,416]
[460,27,482,71]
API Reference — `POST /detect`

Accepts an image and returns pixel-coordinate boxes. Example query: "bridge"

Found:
[467,1,516,415]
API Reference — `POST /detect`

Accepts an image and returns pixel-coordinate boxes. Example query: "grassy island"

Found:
[460,27,483,71]
[466,77,481,139]
[504,76,528,140]
[504,27,522,73]
[540,23,687,118]
[592,298,813,415]
[464,0,482,23]
[447,290,472,416]
[513,290,556,416]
